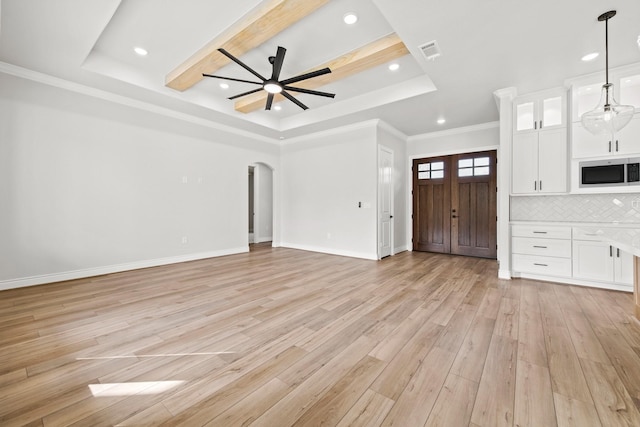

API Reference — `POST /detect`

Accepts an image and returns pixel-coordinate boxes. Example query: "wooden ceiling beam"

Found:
[234,33,409,113]
[165,0,331,92]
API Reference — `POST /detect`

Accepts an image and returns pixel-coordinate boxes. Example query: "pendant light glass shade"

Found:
[581,10,636,135]
[581,83,635,135]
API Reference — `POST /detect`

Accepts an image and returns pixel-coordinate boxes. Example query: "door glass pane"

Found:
[474,157,490,167]
[458,159,473,168]
[418,163,430,171]
[458,168,473,177]
[542,96,562,127]
[418,171,430,180]
[474,166,490,176]
[431,170,444,179]
[431,161,444,171]
[516,102,535,131]
[620,74,640,108]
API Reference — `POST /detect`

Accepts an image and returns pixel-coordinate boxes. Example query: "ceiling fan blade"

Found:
[265,93,275,110]
[202,74,263,85]
[280,68,331,85]
[218,48,267,82]
[228,87,264,100]
[283,86,335,98]
[281,90,308,110]
[270,46,286,81]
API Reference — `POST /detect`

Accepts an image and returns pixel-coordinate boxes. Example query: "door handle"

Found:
[452,215,458,218]
[390,215,393,219]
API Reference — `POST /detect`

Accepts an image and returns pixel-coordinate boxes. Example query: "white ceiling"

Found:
[1,0,640,141]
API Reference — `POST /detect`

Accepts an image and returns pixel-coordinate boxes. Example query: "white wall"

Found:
[0,72,279,289]
[377,122,408,254]
[408,123,499,158]
[254,163,273,243]
[280,123,378,260]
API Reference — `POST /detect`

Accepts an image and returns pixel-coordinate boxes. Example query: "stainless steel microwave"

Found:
[579,158,640,188]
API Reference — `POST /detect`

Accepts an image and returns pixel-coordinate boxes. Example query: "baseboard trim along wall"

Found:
[280,243,378,261]
[0,247,249,291]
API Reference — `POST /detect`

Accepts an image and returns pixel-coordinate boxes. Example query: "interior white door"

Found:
[378,146,393,258]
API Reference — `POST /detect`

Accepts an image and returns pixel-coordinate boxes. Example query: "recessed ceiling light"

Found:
[581,52,599,62]
[388,63,400,71]
[437,118,446,125]
[219,83,229,89]
[134,47,148,56]
[274,105,282,111]
[343,13,358,25]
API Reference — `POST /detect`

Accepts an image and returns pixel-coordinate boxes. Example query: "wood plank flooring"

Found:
[2,244,640,426]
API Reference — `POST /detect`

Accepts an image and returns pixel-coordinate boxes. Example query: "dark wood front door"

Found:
[412,156,451,253]
[413,151,497,259]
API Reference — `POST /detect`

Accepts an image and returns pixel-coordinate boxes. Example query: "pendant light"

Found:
[581,10,635,135]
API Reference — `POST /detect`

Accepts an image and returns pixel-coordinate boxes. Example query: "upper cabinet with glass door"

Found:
[569,63,640,158]
[514,88,566,133]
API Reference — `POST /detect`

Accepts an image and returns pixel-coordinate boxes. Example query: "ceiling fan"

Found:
[203,46,335,111]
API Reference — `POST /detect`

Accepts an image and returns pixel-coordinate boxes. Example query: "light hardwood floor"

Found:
[2,244,640,426]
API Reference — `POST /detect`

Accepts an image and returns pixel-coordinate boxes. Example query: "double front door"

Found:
[412,150,497,259]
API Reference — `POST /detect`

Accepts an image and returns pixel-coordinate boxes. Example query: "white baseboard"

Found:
[511,272,633,293]
[394,245,409,255]
[498,269,512,280]
[0,247,249,291]
[255,236,273,244]
[280,242,378,261]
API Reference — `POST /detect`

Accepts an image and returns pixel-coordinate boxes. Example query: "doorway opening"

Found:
[248,163,274,249]
[412,150,497,259]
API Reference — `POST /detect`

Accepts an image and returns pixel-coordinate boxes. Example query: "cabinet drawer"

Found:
[512,225,571,239]
[572,228,604,241]
[512,254,572,277]
[512,237,571,258]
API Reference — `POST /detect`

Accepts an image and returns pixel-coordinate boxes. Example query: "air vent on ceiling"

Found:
[419,40,441,60]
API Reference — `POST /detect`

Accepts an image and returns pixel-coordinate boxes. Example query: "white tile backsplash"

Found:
[511,194,640,223]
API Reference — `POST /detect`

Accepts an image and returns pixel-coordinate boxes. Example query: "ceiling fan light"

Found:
[264,82,282,94]
[581,84,635,134]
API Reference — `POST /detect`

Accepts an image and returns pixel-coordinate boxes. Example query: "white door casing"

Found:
[379,146,393,259]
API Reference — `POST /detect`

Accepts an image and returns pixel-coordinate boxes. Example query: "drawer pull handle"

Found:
[533,263,548,267]
[533,231,547,234]
[533,245,548,248]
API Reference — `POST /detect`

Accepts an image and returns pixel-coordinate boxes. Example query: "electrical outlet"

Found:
[181,236,188,244]
[182,176,188,184]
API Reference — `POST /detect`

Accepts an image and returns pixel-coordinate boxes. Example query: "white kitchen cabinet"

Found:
[569,65,640,159]
[572,238,633,289]
[514,89,566,133]
[572,115,640,158]
[511,225,572,278]
[512,128,567,194]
